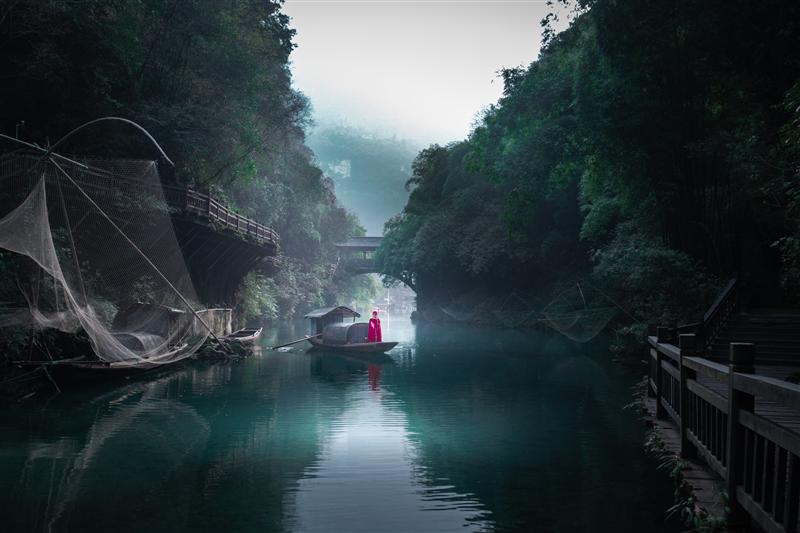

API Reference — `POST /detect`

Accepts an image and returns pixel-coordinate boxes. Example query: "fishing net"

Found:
[0,148,210,366]
[439,306,475,322]
[432,283,620,341]
[439,290,493,323]
[541,283,618,343]
[492,292,540,329]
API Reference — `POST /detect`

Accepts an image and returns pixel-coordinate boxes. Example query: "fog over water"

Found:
[284,0,553,145]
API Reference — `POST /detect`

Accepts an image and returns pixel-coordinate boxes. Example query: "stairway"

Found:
[708,309,800,365]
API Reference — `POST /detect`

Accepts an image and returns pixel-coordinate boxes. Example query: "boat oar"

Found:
[270,334,321,350]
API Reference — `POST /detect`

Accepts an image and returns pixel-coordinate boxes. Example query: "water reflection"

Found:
[388,323,672,532]
[0,318,677,533]
[3,372,210,532]
[292,352,490,533]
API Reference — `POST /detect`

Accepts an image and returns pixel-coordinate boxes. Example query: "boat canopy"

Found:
[322,322,370,345]
[305,306,361,335]
[304,306,360,319]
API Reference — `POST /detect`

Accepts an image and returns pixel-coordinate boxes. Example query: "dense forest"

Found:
[378,0,800,350]
[0,0,374,325]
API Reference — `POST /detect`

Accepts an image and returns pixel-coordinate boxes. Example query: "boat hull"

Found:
[13,358,183,381]
[307,337,397,353]
[11,343,191,381]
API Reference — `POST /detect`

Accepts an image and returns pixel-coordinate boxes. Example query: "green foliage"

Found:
[380,0,800,329]
[237,273,279,323]
[591,225,721,326]
[645,429,728,532]
[0,0,369,323]
[772,81,800,299]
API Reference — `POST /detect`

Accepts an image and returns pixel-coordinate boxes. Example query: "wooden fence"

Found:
[0,153,280,249]
[649,330,800,532]
[167,187,279,247]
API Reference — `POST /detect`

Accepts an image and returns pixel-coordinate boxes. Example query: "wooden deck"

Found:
[0,152,280,304]
[644,397,728,519]
[648,333,800,532]
[165,186,279,250]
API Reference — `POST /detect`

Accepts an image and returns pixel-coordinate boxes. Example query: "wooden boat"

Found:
[302,306,397,354]
[224,327,262,344]
[307,335,398,354]
[12,343,190,380]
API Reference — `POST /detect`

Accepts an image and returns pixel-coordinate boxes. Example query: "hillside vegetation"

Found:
[378,0,800,349]
[0,0,374,323]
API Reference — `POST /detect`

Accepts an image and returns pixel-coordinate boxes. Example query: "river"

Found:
[0,316,679,532]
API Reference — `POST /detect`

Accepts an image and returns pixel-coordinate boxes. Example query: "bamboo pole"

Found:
[271,334,320,350]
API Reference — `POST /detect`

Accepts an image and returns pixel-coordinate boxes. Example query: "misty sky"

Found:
[284,0,552,145]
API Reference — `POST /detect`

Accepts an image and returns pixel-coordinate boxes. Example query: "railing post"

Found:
[726,342,755,524]
[647,325,657,398]
[655,326,670,420]
[679,333,697,458]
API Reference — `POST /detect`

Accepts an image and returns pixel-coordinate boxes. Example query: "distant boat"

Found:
[224,327,262,344]
[304,306,397,354]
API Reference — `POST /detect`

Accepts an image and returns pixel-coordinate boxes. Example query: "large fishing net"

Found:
[0,142,210,366]
[437,282,620,343]
[541,283,619,343]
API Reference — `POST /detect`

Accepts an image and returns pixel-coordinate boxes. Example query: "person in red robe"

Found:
[367,310,382,342]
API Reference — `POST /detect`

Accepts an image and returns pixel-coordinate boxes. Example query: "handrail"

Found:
[733,373,800,411]
[2,153,280,247]
[704,278,737,323]
[682,356,729,382]
[676,278,738,349]
[176,187,279,246]
[647,336,800,531]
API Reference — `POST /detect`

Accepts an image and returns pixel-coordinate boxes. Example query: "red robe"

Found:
[368,317,382,342]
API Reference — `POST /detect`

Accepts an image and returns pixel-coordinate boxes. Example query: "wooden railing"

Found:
[1,154,280,249]
[648,331,800,532]
[163,186,279,247]
[678,278,739,349]
[703,278,740,348]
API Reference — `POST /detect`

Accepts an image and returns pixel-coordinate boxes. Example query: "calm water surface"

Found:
[0,318,679,532]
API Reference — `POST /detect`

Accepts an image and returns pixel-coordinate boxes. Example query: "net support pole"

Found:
[47,158,228,349]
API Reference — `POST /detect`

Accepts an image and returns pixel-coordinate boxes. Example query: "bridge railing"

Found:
[648,331,800,532]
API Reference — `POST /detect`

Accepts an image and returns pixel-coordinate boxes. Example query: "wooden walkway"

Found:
[644,397,728,518]
[648,333,800,532]
[165,186,279,250]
